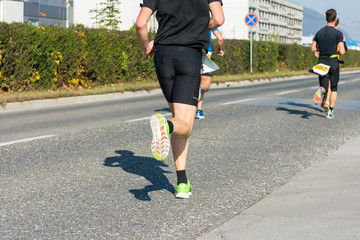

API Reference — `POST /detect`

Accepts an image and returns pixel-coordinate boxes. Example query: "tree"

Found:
[90,0,122,30]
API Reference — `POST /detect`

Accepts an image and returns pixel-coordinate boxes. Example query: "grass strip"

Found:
[1,68,359,105]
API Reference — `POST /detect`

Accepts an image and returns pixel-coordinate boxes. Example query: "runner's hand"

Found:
[145,40,155,58]
[217,48,224,56]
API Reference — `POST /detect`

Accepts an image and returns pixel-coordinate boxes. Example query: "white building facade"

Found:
[143,0,303,43]
[0,0,24,23]
[301,35,314,47]
[251,0,303,43]
[72,0,139,30]
[23,0,72,28]
[221,0,303,43]
[1,0,303,44]
[0,0,72,27]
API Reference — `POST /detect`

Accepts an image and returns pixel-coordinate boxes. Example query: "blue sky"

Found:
[287,0,360,40]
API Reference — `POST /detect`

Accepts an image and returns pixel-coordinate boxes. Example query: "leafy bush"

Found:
[212,40,250,74]
[0,22,359,92]
[0,23,156,92]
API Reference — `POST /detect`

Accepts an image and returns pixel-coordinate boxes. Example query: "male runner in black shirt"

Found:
[136,0,224,198]
[311,9,346,119]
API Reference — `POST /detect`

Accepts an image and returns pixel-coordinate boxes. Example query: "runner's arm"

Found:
[209,2,225,31]
[338,41,346,55]
[136,7,155,58]
[213,30,224,56]
[310,41,318,52]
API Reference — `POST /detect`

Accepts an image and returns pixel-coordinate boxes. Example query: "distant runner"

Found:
[315,18,348,112]
[334,18,347,65]
[311,8,346,119]
[136,0,224,199]
[196,29,224,119]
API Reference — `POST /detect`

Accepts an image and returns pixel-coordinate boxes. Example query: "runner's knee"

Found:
[174,122,192,138]
[201,84,210,92]
[201,76,211,92]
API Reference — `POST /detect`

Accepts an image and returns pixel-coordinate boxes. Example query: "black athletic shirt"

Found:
[141,0,222,50]
[313,26,343,57]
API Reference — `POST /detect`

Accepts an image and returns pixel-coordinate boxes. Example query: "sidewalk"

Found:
[198,135,360,240]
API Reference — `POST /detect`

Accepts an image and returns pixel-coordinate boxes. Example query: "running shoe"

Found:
[150,114,170,161]
[195,110,205,119]
[321,100,330,112]
[313,86,324,105]
[326,109,335,119]
[175,180,192,199]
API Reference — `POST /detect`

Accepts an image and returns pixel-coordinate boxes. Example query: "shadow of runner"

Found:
[104,150,175,201]
[154,107,171,113]
[276,101,326,119]
[280,101,324,113]
[276,107,324,119]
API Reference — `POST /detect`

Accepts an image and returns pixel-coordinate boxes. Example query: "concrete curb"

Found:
[1,70,359,112]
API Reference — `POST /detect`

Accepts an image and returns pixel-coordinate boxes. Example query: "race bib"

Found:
[312,64,331,76]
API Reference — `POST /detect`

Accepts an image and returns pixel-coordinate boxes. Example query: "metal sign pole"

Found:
[250,27,253,73]
[245,13,257,74]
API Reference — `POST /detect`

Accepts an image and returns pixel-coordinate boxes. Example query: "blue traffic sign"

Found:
[245,13,258,27]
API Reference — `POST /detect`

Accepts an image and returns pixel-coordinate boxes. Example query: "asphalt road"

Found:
[1,72,360,239]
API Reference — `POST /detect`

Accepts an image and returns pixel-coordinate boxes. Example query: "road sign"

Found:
[245,13,258,27]
[245,13,258,73]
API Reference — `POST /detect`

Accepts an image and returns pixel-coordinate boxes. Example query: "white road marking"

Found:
[221,98,255,105]
[0,102,83,114]
[126,116,152,123]
[338,81,346,85]
[276,90,299,95]
[0,134,59,147]
[126,113,172,123]
[352,78,360,82]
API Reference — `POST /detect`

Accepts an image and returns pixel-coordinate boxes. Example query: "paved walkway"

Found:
[198,134,360,240]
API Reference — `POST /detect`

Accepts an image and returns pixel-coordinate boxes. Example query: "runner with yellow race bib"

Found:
[310,9,346,119]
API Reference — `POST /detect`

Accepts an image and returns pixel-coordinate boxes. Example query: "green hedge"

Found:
[0,23,156,91]
[1,22,359,92]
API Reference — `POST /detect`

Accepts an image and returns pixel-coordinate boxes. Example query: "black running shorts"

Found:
[154,45,202,106]
[318,57,340,92]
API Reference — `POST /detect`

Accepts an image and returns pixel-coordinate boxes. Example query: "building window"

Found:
[28,19,39,26]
